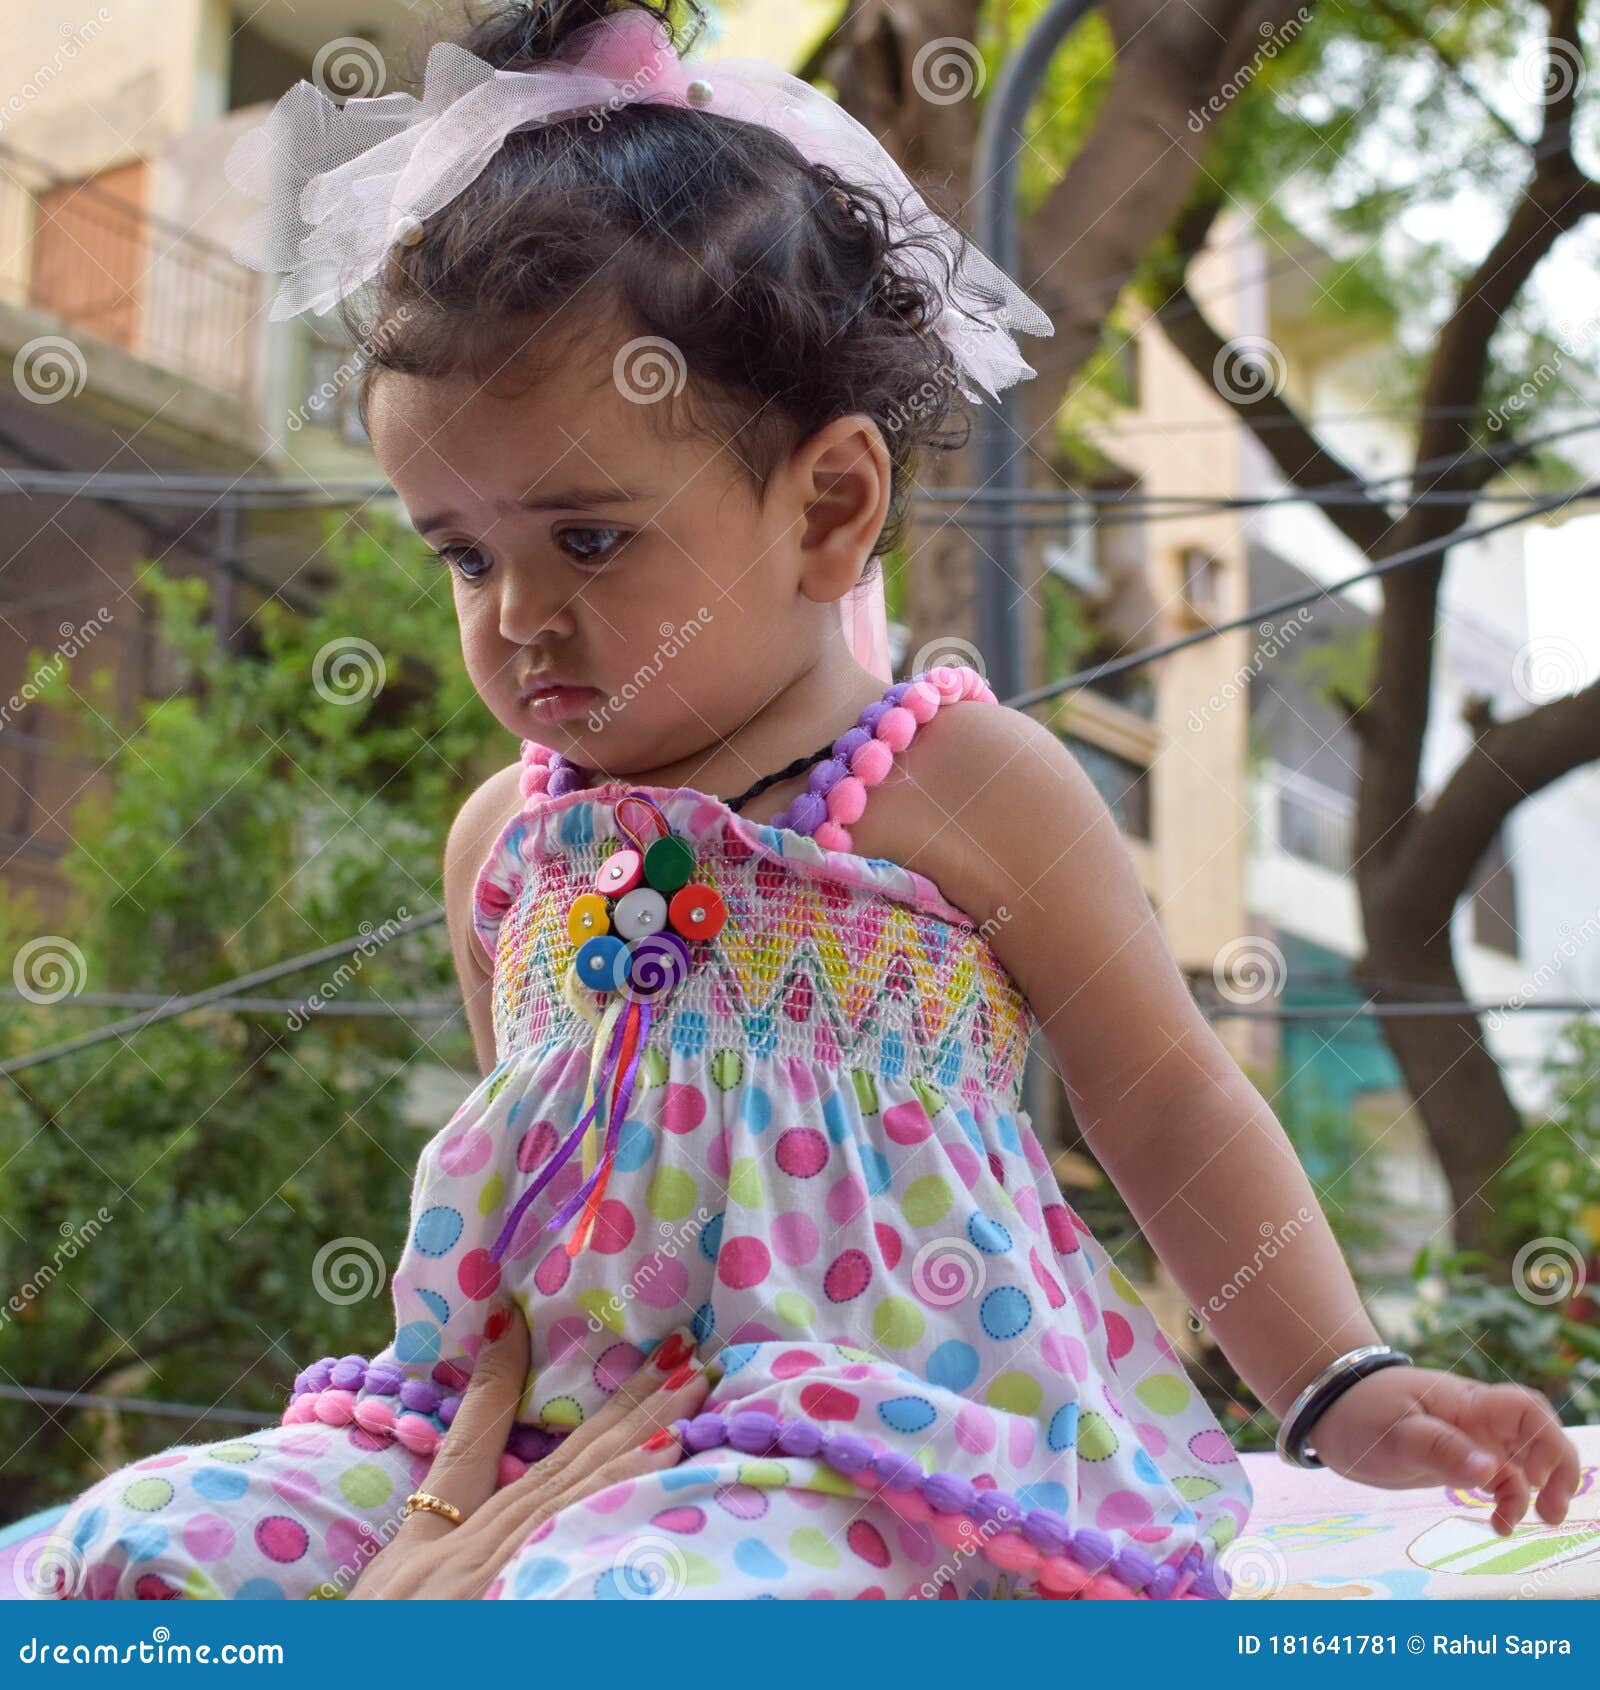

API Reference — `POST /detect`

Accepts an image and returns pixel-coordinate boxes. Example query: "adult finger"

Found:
[475,1356,712,1590]
[466,1330,705,1545]
[403,1299,528,1539]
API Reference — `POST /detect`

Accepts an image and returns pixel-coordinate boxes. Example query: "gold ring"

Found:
[401,1490,463,1526]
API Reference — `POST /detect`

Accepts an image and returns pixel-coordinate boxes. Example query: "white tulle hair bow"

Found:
[225,8,1053,405]
[225,8,1055,686]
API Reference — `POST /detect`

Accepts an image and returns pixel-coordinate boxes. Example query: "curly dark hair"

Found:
[350,0,998,563]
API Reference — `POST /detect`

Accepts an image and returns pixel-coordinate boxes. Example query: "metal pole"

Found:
[971,0,1096,703]
[971,0,1096,1135]
[215,501,239,654]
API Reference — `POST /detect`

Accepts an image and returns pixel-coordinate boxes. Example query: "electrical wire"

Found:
[4,454,1598,1074]
[0,1382,274,1428]
[1008,476,1600,711]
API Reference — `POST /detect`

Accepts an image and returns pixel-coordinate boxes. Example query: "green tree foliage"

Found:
[0,518,504,1521]
[1405,1020,1600,1423]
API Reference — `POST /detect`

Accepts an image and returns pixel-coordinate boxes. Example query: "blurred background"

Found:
[1,0,1598,1524]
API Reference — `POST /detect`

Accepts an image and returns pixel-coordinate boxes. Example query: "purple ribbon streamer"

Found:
[547,998,652,1230]
[487,1002,632,1262]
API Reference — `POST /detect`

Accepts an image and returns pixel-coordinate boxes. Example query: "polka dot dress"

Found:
[41,713,1252,1601]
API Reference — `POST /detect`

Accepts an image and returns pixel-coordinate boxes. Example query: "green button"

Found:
[643,833,696,893]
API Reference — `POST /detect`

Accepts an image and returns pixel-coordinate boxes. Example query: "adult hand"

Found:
[350,1302,707,1598]
[1307,1365,1581,1536]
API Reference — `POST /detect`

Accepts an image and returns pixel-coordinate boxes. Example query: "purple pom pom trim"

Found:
[657,1406,1225,1600]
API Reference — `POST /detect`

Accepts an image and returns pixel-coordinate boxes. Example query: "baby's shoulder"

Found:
[443,758,525,922]
[442,760,527,878]
[847,695,1096,927]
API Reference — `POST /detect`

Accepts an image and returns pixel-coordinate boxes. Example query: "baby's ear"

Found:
[791,414,892,605]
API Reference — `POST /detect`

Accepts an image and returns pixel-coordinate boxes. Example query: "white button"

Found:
[613,887,668,940]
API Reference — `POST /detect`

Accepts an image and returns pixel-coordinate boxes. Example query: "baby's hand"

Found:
[1304,1366,1582,1535]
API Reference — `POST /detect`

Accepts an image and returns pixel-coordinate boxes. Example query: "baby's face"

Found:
[367,333,830,774]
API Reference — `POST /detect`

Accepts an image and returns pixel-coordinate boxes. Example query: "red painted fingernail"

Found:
[661,1363,694,1391]
[653,1333,691,1373]
[484,1306,511,1343]
[640,1429,675,1451]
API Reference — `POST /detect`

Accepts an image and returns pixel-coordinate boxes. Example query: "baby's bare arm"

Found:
[442,761,525,1078]
[866,702,1380,1420]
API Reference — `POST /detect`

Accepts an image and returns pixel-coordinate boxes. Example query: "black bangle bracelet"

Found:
[1276,1345,1413,1469]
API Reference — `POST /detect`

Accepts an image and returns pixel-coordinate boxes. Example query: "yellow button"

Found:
[567,893,610,946]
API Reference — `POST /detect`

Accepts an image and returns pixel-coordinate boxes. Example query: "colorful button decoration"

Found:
[612,886,668,940]
[643,833,695,893]
[595,848,643,897]
[573,933,628,992]
[668,883,727,941]
[566,892,610,945]
[566,795,726,1001]
[492,791,733,1266]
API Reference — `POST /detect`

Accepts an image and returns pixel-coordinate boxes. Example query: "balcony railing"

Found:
[0,142,258,407]
[1263,761,1355,873]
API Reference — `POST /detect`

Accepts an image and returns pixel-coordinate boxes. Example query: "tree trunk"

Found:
[819,0,1321,662]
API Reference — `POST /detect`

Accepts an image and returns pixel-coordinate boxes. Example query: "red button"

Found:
[668,883,726,941]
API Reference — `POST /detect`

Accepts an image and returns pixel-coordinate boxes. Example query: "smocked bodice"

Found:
[473,785,1034,1111]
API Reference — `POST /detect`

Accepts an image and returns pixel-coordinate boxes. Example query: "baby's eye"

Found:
[557,527,629,566]
[434,544,493,581]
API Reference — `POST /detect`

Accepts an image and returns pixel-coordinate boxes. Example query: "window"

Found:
[1179,546,1222,619]
[300,338,369,445]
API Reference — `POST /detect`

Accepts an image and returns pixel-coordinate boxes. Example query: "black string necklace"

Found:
[722,740,837,814]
